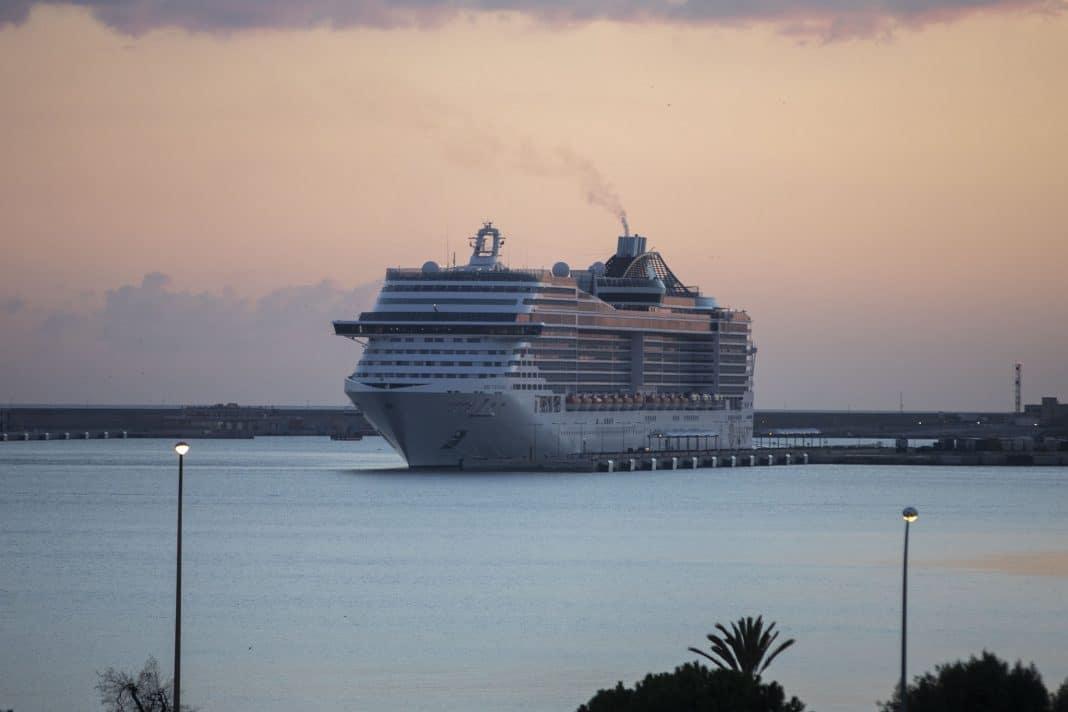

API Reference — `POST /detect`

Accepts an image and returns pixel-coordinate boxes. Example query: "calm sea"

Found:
[1,437,1066,711]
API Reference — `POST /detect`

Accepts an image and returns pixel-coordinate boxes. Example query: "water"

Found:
[2,437,1066,711]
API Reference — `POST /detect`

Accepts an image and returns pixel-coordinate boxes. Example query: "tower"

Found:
[1014,362,1022,415]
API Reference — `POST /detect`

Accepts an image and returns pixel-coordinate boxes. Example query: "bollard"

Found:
[23,432,30,441]
[766,454,774,466]
[64,432,71,440]
[607,459,614,473]
[650,457,657,471]
[691,456,699,469]
[122,431,128,439]
[671,457,678,470]
[748,455,755,467]
[710,456,718,468]
[628,458,636,472]
[802,452,809,464]
[1,433,7,441]
[103,431,109,439]
[84,432,90,439]
[44,433,50,441]
[728,455,736,467]
[784,453,791,465]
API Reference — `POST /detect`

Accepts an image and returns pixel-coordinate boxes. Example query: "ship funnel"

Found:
[615,234,647,258]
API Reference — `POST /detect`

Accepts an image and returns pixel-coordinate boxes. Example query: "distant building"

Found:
[1023,397,1068,426]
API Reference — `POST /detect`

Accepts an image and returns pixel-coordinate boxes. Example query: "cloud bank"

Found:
[3,0,1062,38]
[0,274,378,405]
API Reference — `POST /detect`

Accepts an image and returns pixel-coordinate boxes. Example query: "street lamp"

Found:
[900,506,918,712]
[173,442,189,712]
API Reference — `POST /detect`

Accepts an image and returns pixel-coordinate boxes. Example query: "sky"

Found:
[1,1,1066,409]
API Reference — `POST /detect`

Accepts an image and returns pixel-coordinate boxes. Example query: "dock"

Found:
[455,445,1068,471]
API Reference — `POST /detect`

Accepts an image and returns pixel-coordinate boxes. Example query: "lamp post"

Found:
[173,442,190,712]
[900,506,918,712]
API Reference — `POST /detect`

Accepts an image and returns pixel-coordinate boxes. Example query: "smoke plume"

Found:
[554,146,629,233]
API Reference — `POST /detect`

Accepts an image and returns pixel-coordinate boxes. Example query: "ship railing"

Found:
[595,277,663,288]
[386,268,547,282]
[562,393,730,412]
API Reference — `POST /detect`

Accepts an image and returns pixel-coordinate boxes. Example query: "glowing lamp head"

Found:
[902,506,918,523]
[174,442,190,456]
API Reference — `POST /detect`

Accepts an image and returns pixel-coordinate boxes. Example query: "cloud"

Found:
[0,274,379,405]
[6,0,1063,39]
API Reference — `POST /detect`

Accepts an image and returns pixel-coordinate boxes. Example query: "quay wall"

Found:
[457,447,1068,472]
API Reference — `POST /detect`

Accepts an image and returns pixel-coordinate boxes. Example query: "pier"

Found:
[454,444,1068,471]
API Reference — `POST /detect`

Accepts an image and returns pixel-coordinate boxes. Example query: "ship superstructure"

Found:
[334,222,755,467]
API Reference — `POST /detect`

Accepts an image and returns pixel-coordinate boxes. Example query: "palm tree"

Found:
[688,615,795,678]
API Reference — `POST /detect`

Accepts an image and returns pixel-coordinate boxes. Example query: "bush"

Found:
[1052,677,1068,712]
[578,662,805,712]
[879,650,1049,712]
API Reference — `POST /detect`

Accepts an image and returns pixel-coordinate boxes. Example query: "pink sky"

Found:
[1,4,1066,408]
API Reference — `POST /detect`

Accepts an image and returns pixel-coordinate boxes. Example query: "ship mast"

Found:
[467,221,506,269]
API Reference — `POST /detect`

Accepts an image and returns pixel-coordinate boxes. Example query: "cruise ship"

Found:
[334,222,755,468]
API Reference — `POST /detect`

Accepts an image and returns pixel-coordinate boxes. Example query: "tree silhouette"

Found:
[96,656,194,712]
[577,662,805,712]
[1053,677,1068,712]
[878,650,1050,712]
[688,616,795,678]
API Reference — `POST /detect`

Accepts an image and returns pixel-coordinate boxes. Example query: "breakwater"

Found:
[0,404,374,440]
[2,404,1054,441]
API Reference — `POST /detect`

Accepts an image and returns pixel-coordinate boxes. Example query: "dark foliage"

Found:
[1052,677,1068,712]
[688,615,796,678]
[577,662,806,712]
[878,650,1049,712]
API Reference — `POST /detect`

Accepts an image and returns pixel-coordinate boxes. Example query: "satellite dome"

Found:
[696,295,718,310]
[552,261,570,277]
[421,260,440,274]
[589,261,606,276]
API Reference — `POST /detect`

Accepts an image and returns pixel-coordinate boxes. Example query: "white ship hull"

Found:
[347,379,753,468]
